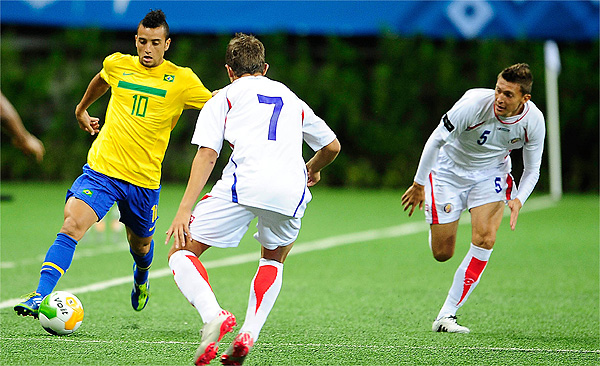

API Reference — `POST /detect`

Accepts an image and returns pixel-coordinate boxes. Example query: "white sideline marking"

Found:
[0,196,555,309]
[0,337,597,355]
[0,242,129,269]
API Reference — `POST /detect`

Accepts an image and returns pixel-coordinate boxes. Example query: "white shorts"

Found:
[189,196,301,250]
[424,156,517,224]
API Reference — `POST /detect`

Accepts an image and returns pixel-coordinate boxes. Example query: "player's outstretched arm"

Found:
[166,147,218,249]
[507,198,522,231]
[0,91,45,162]
[401,182,425,217]
[306,138,341,187]
[75,73,109,136]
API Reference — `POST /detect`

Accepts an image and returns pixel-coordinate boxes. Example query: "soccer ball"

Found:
[39,291,84,336]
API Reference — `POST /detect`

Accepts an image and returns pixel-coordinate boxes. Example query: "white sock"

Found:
[239,258,283,341]
[169,250,222,323]
[437,243,492,319]
[428,229,432,250]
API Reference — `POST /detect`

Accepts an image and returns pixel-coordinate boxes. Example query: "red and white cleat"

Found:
[220,331,254,365]
[194,310,237,366]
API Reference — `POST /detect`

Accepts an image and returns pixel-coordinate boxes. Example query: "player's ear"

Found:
[164,38,171,51]
[225,64,235,82]
[262,63,269,76]
[522,93,531,103]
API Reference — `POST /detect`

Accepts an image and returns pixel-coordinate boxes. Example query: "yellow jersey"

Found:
[87,53,212,189]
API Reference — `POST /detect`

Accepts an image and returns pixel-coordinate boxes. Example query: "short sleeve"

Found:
[190,91,228,156]
[182,69,212,110]
[301,100,336,151]
[99,53,122,84]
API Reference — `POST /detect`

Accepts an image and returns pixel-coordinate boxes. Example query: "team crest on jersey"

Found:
[82,189,93,196]
[443,203,453,213]
[163,74,175,82]
[509,138,522,144]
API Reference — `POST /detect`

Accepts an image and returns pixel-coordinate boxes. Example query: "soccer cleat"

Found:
[220,332,254,365]
[194,310,237,366]
[131,279,150,311]
[14,292,43,319]
[432,315,470,333]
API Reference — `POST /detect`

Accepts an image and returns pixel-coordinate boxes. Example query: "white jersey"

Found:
[414,88,545,204]
[191,75,336,218]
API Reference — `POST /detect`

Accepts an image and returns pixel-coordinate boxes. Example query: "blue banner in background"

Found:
[1,0,598,40]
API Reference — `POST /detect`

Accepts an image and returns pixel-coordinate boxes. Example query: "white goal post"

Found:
[544,40,562,201]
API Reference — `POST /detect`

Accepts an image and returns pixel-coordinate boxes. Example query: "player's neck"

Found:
[232,72,263,81]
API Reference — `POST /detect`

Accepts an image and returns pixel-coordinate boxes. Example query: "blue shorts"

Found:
[67,164,160,238]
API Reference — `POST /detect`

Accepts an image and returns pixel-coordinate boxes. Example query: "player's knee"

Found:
[432,249,454,262]
[60,217,89,241]
[431,243,455,262]
[472,233,496,249]
[431,236,456,262]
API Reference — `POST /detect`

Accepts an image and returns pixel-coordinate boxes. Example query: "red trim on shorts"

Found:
[186,254,212,290]
[200,194,212,201]
[505,174,514,200]
[429,172,439,224]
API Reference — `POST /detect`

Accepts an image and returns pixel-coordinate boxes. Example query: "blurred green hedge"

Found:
[1,27,598,192]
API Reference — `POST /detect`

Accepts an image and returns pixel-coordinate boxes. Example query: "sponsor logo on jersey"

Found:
[497,127,510,132]
[82,189,93,196]
[123,72,134,76]
[163,74,175,82]
[443,203,452,213]
[509,138,522,144]
[443,114,455,132]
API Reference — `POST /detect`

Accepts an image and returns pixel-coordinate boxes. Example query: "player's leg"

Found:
[433,200,505,333]
[423,168,464,262]
[222,211,298,365]
[169,196,252,365]
[118,183,161,311]
[430,220,460,262]
[15,167,113,318]
[126,229,153,311]
[439,200,504,312]
[425,165,472,332]
[168,241,222,324]
[168,240,237,366]
[238,243,293,338]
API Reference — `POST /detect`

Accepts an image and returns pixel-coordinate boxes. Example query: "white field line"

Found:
[0,242,130,269]
[0,337,597,355]
[0,196,556,309]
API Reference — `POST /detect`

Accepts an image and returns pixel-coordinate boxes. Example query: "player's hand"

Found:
[75,109,100,136]
[507,198,522,231]
[306,169,321,187]
[401,182,425,217]
[165,210,193,249]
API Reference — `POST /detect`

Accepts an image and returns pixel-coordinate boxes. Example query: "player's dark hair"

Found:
[226,33,266,77]
[499,63,532,95]
[139,9,169,39]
